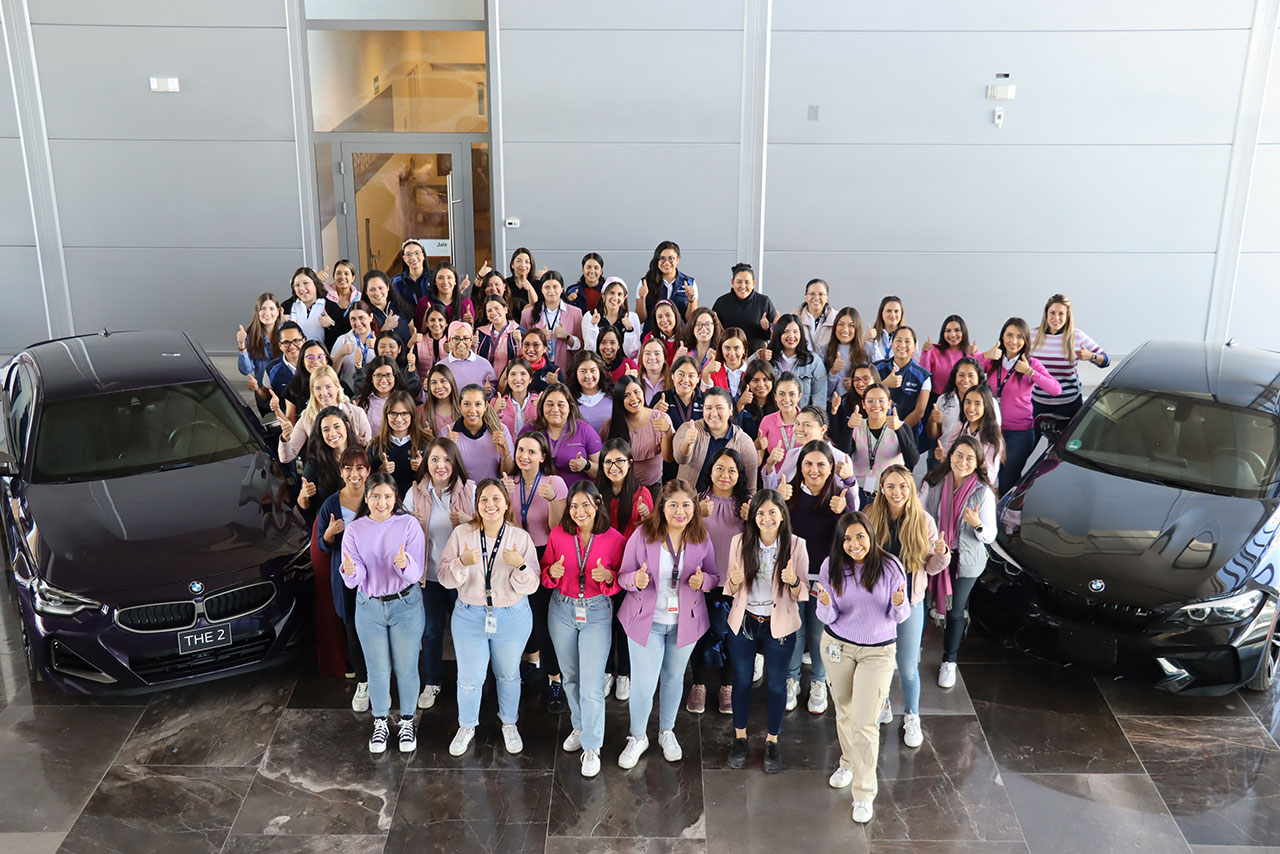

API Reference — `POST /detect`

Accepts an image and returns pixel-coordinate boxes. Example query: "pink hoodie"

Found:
[981,355,1061,430]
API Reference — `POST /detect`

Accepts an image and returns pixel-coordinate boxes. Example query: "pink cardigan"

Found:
[521,303,584,373]
[723,533,810,638]
[980,355,1061,430]
[617,528,720,649]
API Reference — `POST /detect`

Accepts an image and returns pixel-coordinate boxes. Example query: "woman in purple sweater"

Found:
[814,510,910,825]
[340,473,427,755]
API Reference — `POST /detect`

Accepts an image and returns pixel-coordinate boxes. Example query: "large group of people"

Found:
[235,239,1109,824]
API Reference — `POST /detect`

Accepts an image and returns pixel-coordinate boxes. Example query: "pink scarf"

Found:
[928,473,980,610]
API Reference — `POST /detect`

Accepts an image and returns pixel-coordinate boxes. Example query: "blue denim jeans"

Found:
[547,591,612,751]
[787,596,827,682]
[354,584,426,719]
[727,619,798,736]
[452,598,533,728]
[1000,427,1037,495]
[419,579,457,687]
[627,621,697,739]
[943,575,979,664]
[895,600,926,714]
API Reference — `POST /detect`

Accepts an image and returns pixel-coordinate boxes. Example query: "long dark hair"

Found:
[640,478,708,545]
[741,489,794,594]
[828,510,887,595]
[960,385,1005,461]
[362,270,414,321]
[769,313,815,367]
[560,480,611,536]
[244,292,281,360]
[356,471,406,519]
[515,430,558,477]
[596,327,626,373]
[431,263,466,319]
[787,439,836,507]
[595,438,639,532]
[935,314,972,354]
[872,295,904,338]
[306,406,356,497]
[703,446,752,512]
[567,350,613,399]
[682,306,723,353]
[823,306,867,373]
[509,247,535,281]
[642,240,680,293]
[607,375,645,443]
[922,434,995,490]
[533,270,566,315]
[941,356,988,398]
[286,339,328,404]
[415,436,468,489]
[740,358,777,422]
[355,355,411,407]
[997,317,1033,359]
[369,389,430,461]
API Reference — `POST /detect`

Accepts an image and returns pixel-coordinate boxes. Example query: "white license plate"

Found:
[177,625,233,654]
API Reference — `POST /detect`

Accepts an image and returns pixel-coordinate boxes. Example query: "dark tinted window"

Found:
[32,381,259,483]
[5,364,34,458]
[1063,388,1280,498]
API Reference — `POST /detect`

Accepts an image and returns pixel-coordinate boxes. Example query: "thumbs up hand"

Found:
[848,405,864,430]
[591,558,614,584]
[829,491,848,514]
[932,538,949,556]
[503,543,525,567]
[767,440,786,469]
[299,477,317,499]
[760,312,771,331]
[689,565,706,591]
[393,542,408,570]
[883,364,903,389]
[780,557,798,587]
[892,580,907,607]
[536,478,556,500]
[831,354,845,376]
[698,495,714,518]
[461,544,481,566]
[778,482,794,502]
[569,451,588,473]
[830,389,841,415]
[887,405,903,433]
[548,554,566,579]
[812,581,831,607]
[236,324,247,349]
[835,456,854,482]
[984,343,1002,361]
[634,563,650,590]
[922,336,933,352]
[341,551,356,576]
[729,560,745,588]
[410,449,425,471]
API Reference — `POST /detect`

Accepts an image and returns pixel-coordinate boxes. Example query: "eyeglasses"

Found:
[658,255,678,263]
[373,372,395,381]
[304,354,327,363]
[387,411,413,420]
[448,336,472,344]
[602,458,630,469]
[280,339,304,349]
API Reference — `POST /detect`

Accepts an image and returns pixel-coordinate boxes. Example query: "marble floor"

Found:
[2,579,1278,854]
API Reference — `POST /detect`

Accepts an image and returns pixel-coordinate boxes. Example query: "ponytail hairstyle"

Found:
[459,383,504,437]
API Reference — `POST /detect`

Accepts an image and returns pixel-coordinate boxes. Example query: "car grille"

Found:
[116,602,197,632]
[1036,584,1163,632]
[130,629,275,680]
[204,582,275,622]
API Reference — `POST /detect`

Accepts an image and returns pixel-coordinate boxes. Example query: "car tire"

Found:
[1245,624,1279,693]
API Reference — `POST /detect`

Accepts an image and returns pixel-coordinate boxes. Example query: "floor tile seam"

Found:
[1112,713,1280,753]
[58,704,150,844]
[217,687,294,854]
[1107,712,1195,854]
[965,670,1031,848]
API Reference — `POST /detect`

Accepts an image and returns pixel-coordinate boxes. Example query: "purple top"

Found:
[524,420,602,485]
[576,393,611,435]
[340,514,426,597]
[616,528,720,649]
[452,422,513,483]
[701,493,745,563]
[504,473,568,547]
[815,554,911,645]
[444,354,498,397]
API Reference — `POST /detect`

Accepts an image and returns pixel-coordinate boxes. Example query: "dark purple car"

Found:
[1,330,312,693]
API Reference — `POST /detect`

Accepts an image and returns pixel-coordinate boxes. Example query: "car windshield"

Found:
[1061,388,1280,498]
[31,381,259,483]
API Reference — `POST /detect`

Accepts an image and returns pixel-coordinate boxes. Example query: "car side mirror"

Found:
[1034,414,1069,443]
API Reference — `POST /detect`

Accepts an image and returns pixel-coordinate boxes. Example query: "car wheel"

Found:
[19,620,41,682]
[1246,624,1279,693]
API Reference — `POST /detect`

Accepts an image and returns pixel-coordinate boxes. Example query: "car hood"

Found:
[26,453,306,601]
[1002,454,1275,607]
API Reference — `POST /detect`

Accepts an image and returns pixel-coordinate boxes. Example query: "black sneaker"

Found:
[763,740,783,774]
[520,660,541,683]
[369,717,390,754]
[728,737,748,769]
[398,716,417,753]
[547,679,567,714]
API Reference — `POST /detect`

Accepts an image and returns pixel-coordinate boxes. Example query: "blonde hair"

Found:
[302,366,350,424]
[866,464,931,575]
[1033,293,1076,362]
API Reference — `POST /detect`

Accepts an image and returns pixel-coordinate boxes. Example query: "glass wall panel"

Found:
[471,142,491,276]
[304,0,483,21]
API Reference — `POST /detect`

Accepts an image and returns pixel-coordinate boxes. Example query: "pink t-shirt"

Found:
[758,411,801,456]
[505,473,567,547]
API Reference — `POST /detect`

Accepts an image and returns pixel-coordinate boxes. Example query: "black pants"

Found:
[524,584,561,676]
[691,591,732,685]
[341,584,367,682]
[607,591,630,677]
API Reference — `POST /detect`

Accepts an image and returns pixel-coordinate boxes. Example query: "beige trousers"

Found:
[822,631,897,803]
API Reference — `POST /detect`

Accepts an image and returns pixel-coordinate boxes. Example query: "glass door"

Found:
[337,141,470,282]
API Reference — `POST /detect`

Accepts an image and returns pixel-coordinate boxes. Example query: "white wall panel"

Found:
[1261,29,1280,144]
[526,250,741,292]
[0,247,49,353]
[33,26,294,141]
[498,0,743,30]
[28,1,284,28]
[502,143,739,251]
[772,1,1252,32]
[63,248,305,351]
[770,30,1245,145]
[500,30,742,143]
[0,139,36,246]
[762,250,1215,355]
[0,42,17,138]
[50,140,302,249]
[1229,253,1280,350]
[765,144,1229,253]
[1243,145,1280,252]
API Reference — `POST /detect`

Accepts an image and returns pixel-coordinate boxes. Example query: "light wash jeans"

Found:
[787,596,828,683]
[895,600,926,715]
[452,598,533,728]
[547,591,613,751]
[354,584,426,719]
[626,621,697,739]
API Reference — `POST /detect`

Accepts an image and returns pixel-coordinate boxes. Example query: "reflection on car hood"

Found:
[27,454,305,600]
[1005,456,1274,606]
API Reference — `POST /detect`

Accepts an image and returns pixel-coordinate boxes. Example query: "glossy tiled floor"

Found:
[2,576,1278,854]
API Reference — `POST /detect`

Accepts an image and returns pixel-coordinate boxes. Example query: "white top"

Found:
[652,545,683,626]
[747,541,778,616]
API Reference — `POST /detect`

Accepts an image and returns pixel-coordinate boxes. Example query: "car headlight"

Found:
[1169,590,1264,627]
[32,577,103,617]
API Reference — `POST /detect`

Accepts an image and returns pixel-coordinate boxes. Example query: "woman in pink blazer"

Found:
[520,271,584,375]
[615,478,720,770]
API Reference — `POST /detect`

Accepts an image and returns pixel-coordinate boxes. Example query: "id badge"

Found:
[484,609,498,636]
[666,594,680,615]
[825,640,842,663]
[574,599,588,623]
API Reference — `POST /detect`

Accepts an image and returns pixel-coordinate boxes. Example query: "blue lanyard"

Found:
[478,522,506,607]
[518,471,542,528]
[574,533,594,598]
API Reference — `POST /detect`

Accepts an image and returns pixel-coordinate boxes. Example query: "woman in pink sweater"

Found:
[979,317,1061,494]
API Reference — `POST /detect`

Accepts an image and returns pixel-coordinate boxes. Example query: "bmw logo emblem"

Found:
[1088,579,1106,593]
[189,581,205,595]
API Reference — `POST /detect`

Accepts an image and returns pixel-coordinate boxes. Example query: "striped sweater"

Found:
[1029,330,1108,405]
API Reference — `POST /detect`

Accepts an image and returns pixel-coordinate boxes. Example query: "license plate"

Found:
[177,625,233,654]
[1059,627,1116,668]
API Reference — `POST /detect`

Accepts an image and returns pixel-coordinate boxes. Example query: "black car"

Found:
[974,340,1280,696]
[1,330,312,693]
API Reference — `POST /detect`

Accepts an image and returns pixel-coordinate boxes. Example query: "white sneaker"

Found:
[903,713,924,748]
[615,675,631,701]
[658,729,682,762]
[448,726,475,756]
[785,678,800,712]
[603,674,615,697]
[501,723,524,754]
[562,729,583,752]
[581,748,601,778]
[416,684,440,710]
[350,682,370,713]
[828,766,853,789]
[808,680,828,714]
[877,698,893,725]
[397,716,417,753]
[938,662,957,689]
[368,717,389,754]
[753,653,764,682]
[852,801,874,824]
[802,652,812,666]
[618,735,649,769]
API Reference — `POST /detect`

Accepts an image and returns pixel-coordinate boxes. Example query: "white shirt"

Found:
[290,298,329,342]
[747,542,778,617]
[652,545,683,626]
